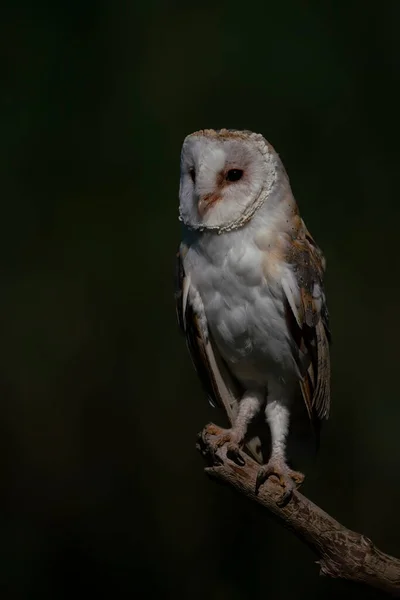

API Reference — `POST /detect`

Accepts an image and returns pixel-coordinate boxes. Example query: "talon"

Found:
[255,457,304,505]
[276,488,293,508]
[226,443,245,466]
[255,468,267,492]
[214,433,232,448]
[291,471,305,485]
[204,425,245,465]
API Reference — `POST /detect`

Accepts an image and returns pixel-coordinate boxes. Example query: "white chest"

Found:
[185,230,295,385]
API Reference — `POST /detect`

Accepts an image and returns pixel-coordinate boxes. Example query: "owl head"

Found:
[179,129,289,233]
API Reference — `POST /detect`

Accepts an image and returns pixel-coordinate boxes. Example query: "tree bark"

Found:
[197,423,400,597]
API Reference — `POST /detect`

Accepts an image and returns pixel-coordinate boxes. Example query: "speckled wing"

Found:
[282,221,331,426]
[175,242,264,464]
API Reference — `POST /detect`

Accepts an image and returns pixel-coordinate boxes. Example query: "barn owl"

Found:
[175,128,331,502]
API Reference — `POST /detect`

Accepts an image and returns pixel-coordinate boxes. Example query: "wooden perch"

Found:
[197,423,400,597]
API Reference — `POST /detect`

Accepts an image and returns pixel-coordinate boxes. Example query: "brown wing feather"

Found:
[284,221,331,426]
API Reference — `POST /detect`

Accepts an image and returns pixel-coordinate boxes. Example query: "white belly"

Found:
[185,231,297,388]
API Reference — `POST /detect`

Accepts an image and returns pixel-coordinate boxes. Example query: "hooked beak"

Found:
[198,193,220,217]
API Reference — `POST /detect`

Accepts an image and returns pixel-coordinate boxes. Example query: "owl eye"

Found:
[189,168,196,183]
[226,169,244,182]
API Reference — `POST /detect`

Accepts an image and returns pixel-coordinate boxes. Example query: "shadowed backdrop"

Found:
[1,1,399,598]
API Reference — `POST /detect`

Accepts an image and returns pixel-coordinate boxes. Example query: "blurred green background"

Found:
[1,1,399,598]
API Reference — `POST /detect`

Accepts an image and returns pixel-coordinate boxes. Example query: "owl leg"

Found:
[206,389,263,466]
[256,387,304,504]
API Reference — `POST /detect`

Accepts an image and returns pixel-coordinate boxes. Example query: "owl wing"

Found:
[175,242,264,464]
[281,221,331,427]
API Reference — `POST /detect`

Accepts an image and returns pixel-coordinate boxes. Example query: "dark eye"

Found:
[226,169,244,182]
[189,168,196,183]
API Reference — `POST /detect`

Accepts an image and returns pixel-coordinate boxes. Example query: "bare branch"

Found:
[197,423,400,597]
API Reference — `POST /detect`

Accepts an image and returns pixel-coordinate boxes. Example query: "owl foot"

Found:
[204,423,245,466]
[255,457,304,506]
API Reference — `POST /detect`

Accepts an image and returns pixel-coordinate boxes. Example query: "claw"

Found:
[203,424,245,466]
[255,457,304,506]
[226,443,246,466]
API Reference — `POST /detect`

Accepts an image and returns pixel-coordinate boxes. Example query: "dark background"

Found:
[1,1,399,598]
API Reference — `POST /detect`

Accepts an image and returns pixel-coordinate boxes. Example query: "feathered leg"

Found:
[256,381,304,504]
